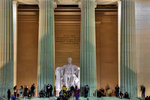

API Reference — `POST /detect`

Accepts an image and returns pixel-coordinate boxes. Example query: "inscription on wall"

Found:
[56,34,80,44]
[55,15,81,68]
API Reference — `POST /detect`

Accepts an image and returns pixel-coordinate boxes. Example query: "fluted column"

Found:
[13,0,18,88]
[0,0,14,97]
[38,0,56,91]
[80,0,97,96]
[120,0,137,97]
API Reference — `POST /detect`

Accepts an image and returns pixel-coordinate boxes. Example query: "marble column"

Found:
[120,0,137,97]
[0,0,14,97]
[38,0,56,91]
[13,0,18,88]
[80,0,97,96]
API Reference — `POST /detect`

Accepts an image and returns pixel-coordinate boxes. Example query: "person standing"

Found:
[115,84,120,97]
[50,84,53,97]
[7,89,11,100]
[20,86,23,97]
[84,85,89,98]
[140,85,146,98]
[13,86,17,97]
[75,86,80,100]
[46,84,50,97]
[31,84,35,97]
[53,86,56,96]
[120,91,123,99]
[23,86,28,100]
[11,94,16,100]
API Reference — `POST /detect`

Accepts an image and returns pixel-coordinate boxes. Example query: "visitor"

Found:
[100,88,105,96]
[69,86,75,97]
[31,84,35,97]
[148,96,150,100]
[13,85,17,97]
[20,86,23,97]
[59,89,68,100]
[120,91,123,99]
[97,89,101,98]
[97,88,105,98]
[105,85,112,97]
[115,84,120,97]
[62,85,67,92]
[17,93,20,98]
[70,86,75,93]
[75,86,80,100]
[66,90,72,98]
[28,90,32,99]
[106,88,112,97]
[145,96,150,100]
[59,90,64,98]
[54,86,56,96]
[11,94,16,100]
[140,85,146,98]
[105,84,110,92]
[7,89,11,100]
[23,86,28,100]
[123,92,129,99]
[39,90,45,98]
[145,96,149,100]
[50,84,53,97]
[84,85,89,98]
[46,84,50,97]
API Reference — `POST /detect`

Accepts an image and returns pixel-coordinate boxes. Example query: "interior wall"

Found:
[17,5,39,89]
[96,6,118,90]
[55,8,81,68]
[135,0,150,97]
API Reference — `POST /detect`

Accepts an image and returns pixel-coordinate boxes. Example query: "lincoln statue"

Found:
[55,57,80,96]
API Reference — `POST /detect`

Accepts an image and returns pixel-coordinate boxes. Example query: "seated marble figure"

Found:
[55,57,80,96]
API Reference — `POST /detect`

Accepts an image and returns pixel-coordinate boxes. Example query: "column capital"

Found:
[78,0,97,9]
[13,0,18,4]
[39,0,57,9]
[13,0,19,7]
[13,0,18,3]
[53,1,57,9]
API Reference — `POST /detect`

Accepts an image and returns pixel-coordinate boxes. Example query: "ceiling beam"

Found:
[16,0,119,5]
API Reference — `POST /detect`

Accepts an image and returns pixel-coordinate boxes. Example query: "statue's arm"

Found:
[55,67,59,75]
[74,65,80,71]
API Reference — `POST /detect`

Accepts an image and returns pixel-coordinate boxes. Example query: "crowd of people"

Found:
[39,84,53,97]
[145,96,150,100]
[7,84,36,100]
[57,85,87,100]
[7,84,148,100]
[96,84,129,99]
[7,84,129,100]
[57,84,131,100]
[57,85,77,100]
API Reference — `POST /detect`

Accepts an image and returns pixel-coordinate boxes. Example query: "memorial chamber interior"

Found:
[16,4,118,90]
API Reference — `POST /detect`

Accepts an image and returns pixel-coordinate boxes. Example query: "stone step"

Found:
[17,97,142,100]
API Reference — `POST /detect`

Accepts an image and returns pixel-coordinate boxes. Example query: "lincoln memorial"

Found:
[0,0,150,99]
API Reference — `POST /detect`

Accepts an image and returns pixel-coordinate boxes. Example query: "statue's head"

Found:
[68,57,72,64]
